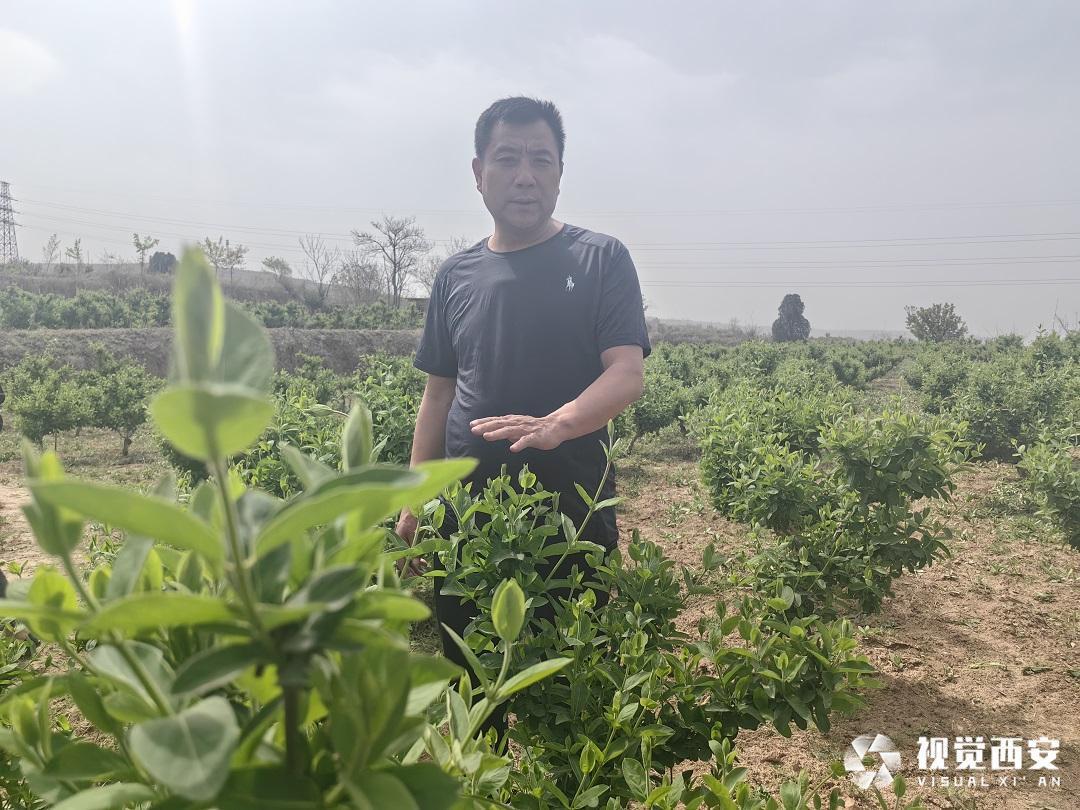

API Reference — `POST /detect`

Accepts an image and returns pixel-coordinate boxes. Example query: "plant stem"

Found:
[209,455,267,640]
[543,440,617,587]
[283,685,304,776]
[112,635,175,716]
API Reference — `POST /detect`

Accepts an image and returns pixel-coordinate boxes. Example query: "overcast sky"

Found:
[3,1,1079,337]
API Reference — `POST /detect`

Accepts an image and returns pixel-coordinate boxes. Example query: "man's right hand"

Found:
[394,509,427,576]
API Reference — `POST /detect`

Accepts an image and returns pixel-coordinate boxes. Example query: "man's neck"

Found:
[488,219,564,253]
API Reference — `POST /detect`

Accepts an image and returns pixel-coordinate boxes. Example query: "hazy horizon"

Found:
[3,1,1078,338]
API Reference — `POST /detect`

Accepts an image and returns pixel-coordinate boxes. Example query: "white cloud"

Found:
[0,29,61,95]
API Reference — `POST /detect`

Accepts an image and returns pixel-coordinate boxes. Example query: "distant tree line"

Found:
[5,215,472,309]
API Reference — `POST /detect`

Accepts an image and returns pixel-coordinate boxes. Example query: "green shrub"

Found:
[951,353,1079,460]
[1017,431,1080,548]
[1,355,91,450]
[427,461,876,808]
[702,390,972,616]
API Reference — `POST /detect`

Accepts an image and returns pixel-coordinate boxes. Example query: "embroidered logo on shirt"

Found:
[565,275,575,292]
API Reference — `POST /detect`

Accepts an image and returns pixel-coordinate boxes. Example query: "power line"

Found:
[639,278,1079,288]
[22,217,1080,271]
[15,181,1080,216]
[17,197,1080,251]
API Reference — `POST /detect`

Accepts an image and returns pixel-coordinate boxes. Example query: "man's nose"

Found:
[513,168,536,186]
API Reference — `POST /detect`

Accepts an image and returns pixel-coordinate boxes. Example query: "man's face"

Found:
[473,119,562,234]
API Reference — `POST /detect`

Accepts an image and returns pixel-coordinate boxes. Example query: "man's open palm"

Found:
[471,414,566,452]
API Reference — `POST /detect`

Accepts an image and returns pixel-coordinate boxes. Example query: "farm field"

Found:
[0,257,1077,809]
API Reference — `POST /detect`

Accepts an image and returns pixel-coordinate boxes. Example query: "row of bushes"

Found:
[902,330,1080,459]
[0,349,160,455]
[0,286,425,331]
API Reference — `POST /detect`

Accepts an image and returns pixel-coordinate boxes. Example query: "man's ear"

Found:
[472,157,483,191]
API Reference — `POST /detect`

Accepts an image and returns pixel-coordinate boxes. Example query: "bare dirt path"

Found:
[0,478,38,574]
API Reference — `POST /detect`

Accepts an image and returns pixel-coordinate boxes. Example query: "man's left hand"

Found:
[470,414,567,452]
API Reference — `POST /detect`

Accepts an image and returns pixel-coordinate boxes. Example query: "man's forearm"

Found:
[549,361,644,442]
[410,383,454,466]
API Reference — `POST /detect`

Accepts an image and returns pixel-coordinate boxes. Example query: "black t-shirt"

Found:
[414,223,651,548]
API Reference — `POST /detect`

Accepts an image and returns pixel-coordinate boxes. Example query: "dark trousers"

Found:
[431,506,614,739]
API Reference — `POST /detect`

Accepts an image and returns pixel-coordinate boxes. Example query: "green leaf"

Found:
[30,480,222,564]
[50,783,156,810]
[440,624,491,693]
[342,403,375,470]
[129,696,240,801]
[496,658,571,700]
[381,763,460,810]
[491,579,526,643]
[574,482,595,507]
[215,301,274,392]
[579,738,601,774]
[572,784,608,809]
[352,591,431,622]
[82,593,237,636]
[622,757,649,800]
[892,774,906,798]
[256,485,406,556]
[346,771,419,810]
[68,676,120,736]
[779,779,802,810]
[293,566,366,610]
[405,655,461,716]
[103,691,158,724]
[20,448,84,558]
[254,461,471,556]
[279,444,334,492]
[172,246,225,384]
[89,642,175,706]
[151,384,275,463]
[45,741,127,780]
[25,568,81,640]
[786,695,814,723]
[172,643,265,696]
[105,535,154,599]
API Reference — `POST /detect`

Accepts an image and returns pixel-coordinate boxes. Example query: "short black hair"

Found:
[474,96,565,162]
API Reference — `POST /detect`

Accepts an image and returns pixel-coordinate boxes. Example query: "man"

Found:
[395,96,650,677]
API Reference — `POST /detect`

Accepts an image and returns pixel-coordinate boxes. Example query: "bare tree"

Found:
[133,233,159,274]
[201,237,248,284]
[334,251,382,306]
[297,234,341,308]
[416,235,472,295]
[41,233,60,273]
[64,238,84,275]
[351,215,430,307]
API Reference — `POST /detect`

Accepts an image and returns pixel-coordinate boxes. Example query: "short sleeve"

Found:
[414,268,458,377]
[596,245,652,359]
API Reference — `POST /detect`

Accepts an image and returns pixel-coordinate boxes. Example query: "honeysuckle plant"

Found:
[0,247,567,809]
